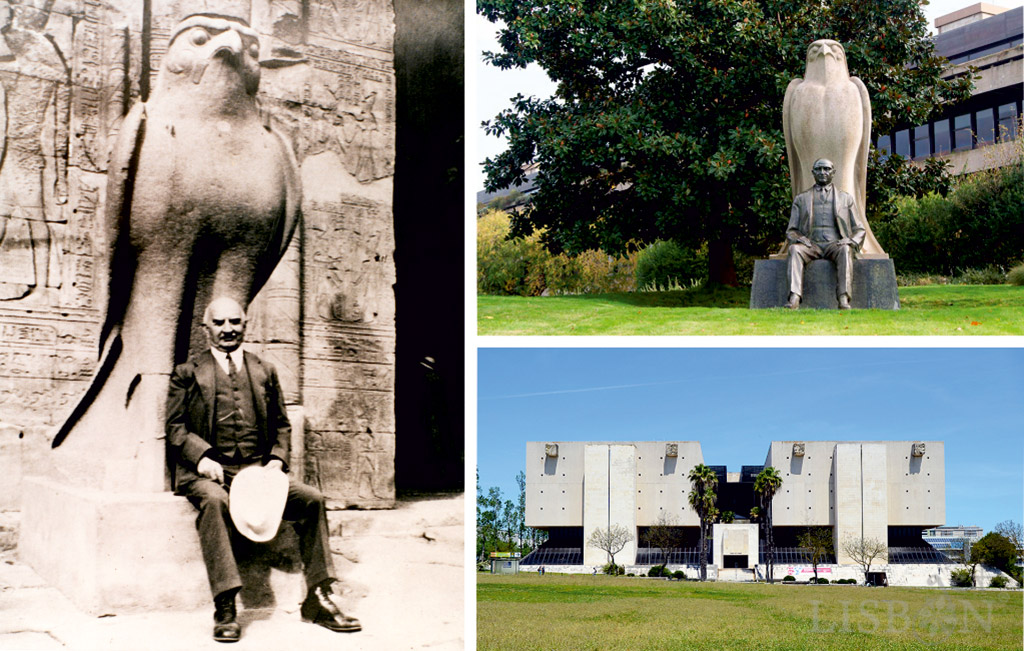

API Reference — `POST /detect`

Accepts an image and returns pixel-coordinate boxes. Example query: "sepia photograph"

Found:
[0,0,464,648]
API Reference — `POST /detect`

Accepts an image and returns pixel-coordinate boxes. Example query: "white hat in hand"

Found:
[229,465,288,542]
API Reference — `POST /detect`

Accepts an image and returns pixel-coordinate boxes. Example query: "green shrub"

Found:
[635,240,707,291]
[874,162,1024,275]
[672,570,686,580]
[603,563,625,575]
[477,210,548,295]
[627,573,635,577]
[950,568,974,587]
[816,578,829,584]
[477,210,637,296]
[953,266,1006,285]
[648,565,668,577]
[782,575,796,582]
[990,575,1009,589]
[1006,264,1024,286]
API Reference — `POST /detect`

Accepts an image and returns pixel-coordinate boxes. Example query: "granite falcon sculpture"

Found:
[53,14,300,449]
[782,39,885,256]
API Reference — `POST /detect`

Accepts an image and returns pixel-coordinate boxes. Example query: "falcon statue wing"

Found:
[247,122,301,304]
[782,77,805,201]
[851,75,884,255]
[52,102,146,448]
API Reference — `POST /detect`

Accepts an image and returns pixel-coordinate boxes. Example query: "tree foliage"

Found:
[688,464,719,581]
[754,466,783,583]
[797,527,834,583]
[971,532,1018,580]
[643,512,681,568]
[840,535,888,584]
[588,524,635,567]
[480,0,972,284]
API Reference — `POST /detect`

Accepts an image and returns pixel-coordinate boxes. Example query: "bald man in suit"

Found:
[167,297,360,642]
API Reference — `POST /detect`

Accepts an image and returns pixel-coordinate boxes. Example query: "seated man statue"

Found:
[785,158,866,310]
[167,297,361,642]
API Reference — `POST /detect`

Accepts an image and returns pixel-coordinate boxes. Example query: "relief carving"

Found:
[0,0,70,301]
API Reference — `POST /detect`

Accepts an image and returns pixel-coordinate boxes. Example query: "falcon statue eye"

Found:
[191,28,209,46]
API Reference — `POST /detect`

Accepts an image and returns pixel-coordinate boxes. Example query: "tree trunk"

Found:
[707,189,738,286]
[708,237,738,286]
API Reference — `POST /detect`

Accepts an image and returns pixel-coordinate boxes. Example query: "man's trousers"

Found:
[182,466,336,599]
[787,240,853,299]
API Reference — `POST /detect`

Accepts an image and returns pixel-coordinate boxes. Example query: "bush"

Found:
[782,575,796,582]
[874,162,1024,276]
[673,570,686,580]
[627,573,635,577]
[950,568,975,587]
[477,210,548,295]
[1006,263,1024,286]
[477,210,637,295]
[816,578,829,584]
[635,240,707,291]
[603,563,625,576]
[953,266,1006,285]
[990,575,1009,589]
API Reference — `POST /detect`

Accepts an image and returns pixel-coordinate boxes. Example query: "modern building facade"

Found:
[524,440,947,572]
[877,3,1023,173]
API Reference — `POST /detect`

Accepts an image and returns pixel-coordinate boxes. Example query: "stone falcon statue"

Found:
[783,39,885,256]
[53,14,300,452]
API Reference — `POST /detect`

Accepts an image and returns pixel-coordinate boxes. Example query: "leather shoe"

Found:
[838,294,851,310]
[301,583,362,632]
[213,591,241,643]
[785,293,801,310]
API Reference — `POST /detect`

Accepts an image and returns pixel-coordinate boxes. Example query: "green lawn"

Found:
[477,285,1024,335]
[477,574,1024,650]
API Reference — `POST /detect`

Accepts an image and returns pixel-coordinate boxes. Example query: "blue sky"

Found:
[474,0,1024,191]
[477,348,1024,534]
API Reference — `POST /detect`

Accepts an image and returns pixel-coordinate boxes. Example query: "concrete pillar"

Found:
[833,443,889,565]
[582,444,636,566]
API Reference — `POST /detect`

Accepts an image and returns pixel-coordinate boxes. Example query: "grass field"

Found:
[477,285,1024,336]
[477,574,1024,650]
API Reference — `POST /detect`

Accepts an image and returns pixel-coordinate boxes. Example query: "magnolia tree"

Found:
[480,0,972,284]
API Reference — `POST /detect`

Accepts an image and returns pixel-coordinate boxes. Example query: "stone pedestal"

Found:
[19,477,304,615]
[749,258,900,310]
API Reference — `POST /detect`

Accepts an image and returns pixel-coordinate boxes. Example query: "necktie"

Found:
[227,353,238,378]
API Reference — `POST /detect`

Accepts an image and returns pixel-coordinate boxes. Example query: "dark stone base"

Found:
[750,259,900,310]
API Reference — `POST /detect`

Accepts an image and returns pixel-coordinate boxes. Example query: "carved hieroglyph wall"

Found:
[0,0,395,509]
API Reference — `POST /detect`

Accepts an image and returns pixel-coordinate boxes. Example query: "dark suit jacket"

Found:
[166,349,290,492]
[785,185,866,253]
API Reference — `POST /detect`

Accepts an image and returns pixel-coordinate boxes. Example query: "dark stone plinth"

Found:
[750,258,900,310]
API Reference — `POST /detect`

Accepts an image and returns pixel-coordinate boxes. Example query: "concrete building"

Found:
[877,3,1023,173]
[923,525,986,559]
[521,440,989,585]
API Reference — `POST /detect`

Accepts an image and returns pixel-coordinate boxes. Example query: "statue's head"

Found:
[806,39,846,66]
[812,158,835,186]
[203,297,247,353]
[163,14,262,96]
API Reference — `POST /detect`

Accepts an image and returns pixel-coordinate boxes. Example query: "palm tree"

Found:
[754,467,783,583]
[688,464,719,581]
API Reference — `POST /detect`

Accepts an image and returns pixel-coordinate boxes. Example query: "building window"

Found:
[877,134,891,161]
[954,114,972,151]
[998,103,1018,142]
[933,119,951,154]
[913,125,930,159]
[976,108,995,145]
[894,129,911,158]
